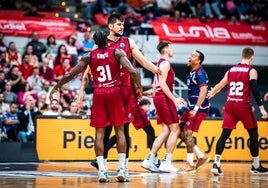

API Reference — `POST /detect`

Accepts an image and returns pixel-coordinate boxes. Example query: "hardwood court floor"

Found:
[0,161,267,188]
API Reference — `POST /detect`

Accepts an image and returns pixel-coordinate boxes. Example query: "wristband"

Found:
[193,105,199,112]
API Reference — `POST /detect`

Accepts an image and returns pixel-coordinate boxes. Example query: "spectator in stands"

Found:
[18,54,34,80]
[0,70,7,93]
[0,52,10,76]
[173,0,194,18]
[42,98,61,115]
[59,83,75,101]
[39,57,54,83]
[6,42,22,66]
[7,65,25,94]
[42,51,54,69]
[156,0,174,16]
[124,8,142,36]
[0,31,7,53]
[60,94,72,112]
[26,31,47,62]
[44,34,58,58]
[37,93,48,113]
[3,81,17,104]
[17,94,42,143]
[194,0,214,22]
[264,92,268,101]
[54,57,72,82]
[103,0,129,15]
[2,101,20,141]
[24,44,39,67]
[0,92,9,116]
[54,44,72,67]
[39,80,51,105]
[79,31,94,56]
[27,67,43,93]
[210,0,226,20]
[65,34,81,66]
[17,82,37,106]
[82,0,106,24]
[62,100,80,116]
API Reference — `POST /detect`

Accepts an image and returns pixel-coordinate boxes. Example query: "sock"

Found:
[215,154,221,167]
[163,153,172,163]
[96,156,106,171]
[104,158,107,170]
[252,156,260,168]
[125,158,129,170]
[147,152,156,162]
[118,153,126,170]
[187,153,194,166]
[193,145,204,159]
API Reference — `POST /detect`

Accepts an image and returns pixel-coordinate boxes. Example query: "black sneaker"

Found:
[90,160,99,170]
[211,163,223,176]
[250,163,268,174]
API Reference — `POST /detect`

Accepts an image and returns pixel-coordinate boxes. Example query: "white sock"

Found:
[252,156,259,168]
[147,152,156,162]
[187,153,194,166]
[96,156,106,171]
[163,153,172,163]
[118,153,126,170]
[104,158,107,170]
[193,145,204,159]
[125,158,129,170]
[215,154,221,167]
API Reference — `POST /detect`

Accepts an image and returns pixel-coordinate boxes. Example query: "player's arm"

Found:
[208,71,228,99]
[129,38,161,75]
[194,85,207,111]
[115,48,142,99]
[77,65,92,107]
[249,68,268,119]
[49,55,90,101]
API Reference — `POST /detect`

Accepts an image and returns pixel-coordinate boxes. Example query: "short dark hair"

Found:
[93,30,108,48]
[157,41,170,53]
[108,13,125,25]
[139,98,151,106]
[196,50,205,64]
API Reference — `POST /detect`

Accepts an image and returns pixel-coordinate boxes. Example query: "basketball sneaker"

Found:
[211,163,223,176]
[98,171,109,183]
[158,161,178,173]
[178,161,196,174]
[196,155,210,170]
[116,168,127,182]
[141,159,160,172]
[250,163,268,174]
[90,160,99,170]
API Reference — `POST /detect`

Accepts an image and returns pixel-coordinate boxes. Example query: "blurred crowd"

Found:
[0,30,93,143]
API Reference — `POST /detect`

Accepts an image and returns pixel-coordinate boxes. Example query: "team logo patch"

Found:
[120,43,125,49]
[185,121,191,126]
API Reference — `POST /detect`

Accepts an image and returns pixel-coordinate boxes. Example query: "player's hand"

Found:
[207,87,215,99]
[49,87,58,102]
[136,87,143,101]
[174,97,187,108]
[155,68,162,76]
[77,92,84,108]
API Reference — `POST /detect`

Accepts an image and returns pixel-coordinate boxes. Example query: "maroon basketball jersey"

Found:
[227,63,252,103]
[108,36,132,86]
[89,47,121,88]
[154,58,174,95]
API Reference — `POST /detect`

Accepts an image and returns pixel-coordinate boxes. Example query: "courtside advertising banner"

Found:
[150,21,268,46]
[36,118,268,161]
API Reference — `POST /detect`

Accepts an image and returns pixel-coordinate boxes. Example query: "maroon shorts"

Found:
[180,109,207,132]
[90,87,125,128]
[121,85,133,123]
[153,94,179,125]
[222,101,257,129]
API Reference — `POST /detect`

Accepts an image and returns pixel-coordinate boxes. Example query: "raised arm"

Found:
[208,71,229,99]
[129,38,161,75]
[115,48,143,100]
[49,56,90,101]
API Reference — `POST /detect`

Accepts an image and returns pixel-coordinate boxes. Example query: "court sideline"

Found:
[0,161,267,188]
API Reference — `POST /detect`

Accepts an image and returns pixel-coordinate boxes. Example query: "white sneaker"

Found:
[141,159,160,172]
[116,168,127,182]
[158,162,178,173]
[98,171,109,183]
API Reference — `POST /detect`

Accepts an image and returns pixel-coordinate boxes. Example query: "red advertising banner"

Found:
[0,17,76,39]
[150,20,268,46]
